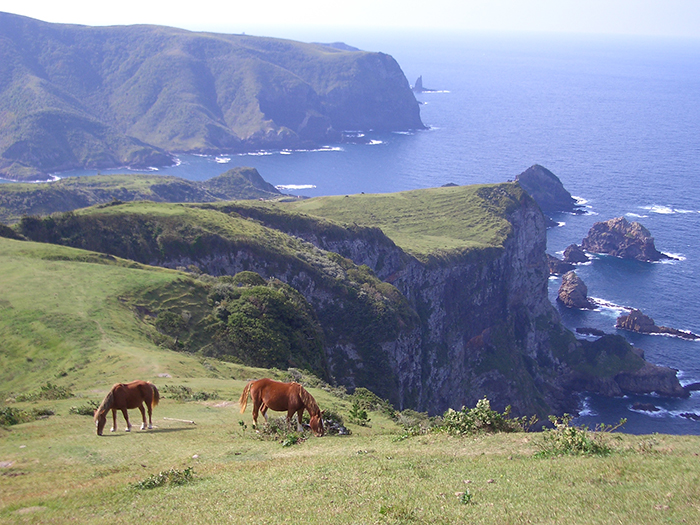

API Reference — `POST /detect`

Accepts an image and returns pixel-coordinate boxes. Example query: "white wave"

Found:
[237,151,274,156]
[629,404,668,417]
[572,195,588,206]
[587,297,632,315]
[367,140,383,145]
[280,151,292,155]
[392,131,413,135]
[626,213,648,219]
[173,157,183,167]
[660,252,686,262]
[556,221,566,227]
[275,184,317,190]
[577,396,597,417]
[676,209,696,214]
[641,205,675,214]
[215,157,231,163]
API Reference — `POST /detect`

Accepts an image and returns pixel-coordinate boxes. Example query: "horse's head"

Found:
[309,410,325,437]
[94,409,107,436]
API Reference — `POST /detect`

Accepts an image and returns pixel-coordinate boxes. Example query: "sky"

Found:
[1,0,699,40]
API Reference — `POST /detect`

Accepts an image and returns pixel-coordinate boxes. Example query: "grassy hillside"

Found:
[0,12,423,180]
[0,168,282,225]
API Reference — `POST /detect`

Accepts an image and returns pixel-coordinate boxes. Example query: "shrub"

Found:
[0,407,25,426]
[161,385,218,402]
[134,467,195,489]
[348,399,371,427]
[14,382,73,402]
[69,401,100,416]
[535,414,626,457]
[438,397,536,435]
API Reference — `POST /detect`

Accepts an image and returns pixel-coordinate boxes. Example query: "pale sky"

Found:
[1,0,699,39]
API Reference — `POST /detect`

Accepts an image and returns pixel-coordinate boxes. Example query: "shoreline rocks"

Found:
[581,217,673,262]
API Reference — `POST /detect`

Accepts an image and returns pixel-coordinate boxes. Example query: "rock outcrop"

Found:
[557,271,594,309]
[616,309,699,340]
[515,165,582,216]
[581,217,672,262]
[547,254,574,275]
[563,244,589,263]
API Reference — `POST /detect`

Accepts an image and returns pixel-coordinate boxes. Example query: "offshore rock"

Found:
[547,254,574,275]
[557,271,594,309]
[581,217,671,262]
[563,244,589,263]
[515,165,582,215]
[616,309,700,340]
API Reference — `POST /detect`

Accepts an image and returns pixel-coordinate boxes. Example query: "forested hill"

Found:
[0,12,424,181]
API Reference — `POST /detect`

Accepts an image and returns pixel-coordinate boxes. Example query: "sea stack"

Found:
[557,271,594,309]
[581,217,671,262]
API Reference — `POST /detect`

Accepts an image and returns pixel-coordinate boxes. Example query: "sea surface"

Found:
[5,31,700,434]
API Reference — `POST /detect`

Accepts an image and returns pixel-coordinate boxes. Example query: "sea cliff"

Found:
[12,182,684,417]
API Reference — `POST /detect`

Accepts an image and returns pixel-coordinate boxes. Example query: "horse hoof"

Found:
[125,427,130,432]
[148,425,153,429]
[140,424,146,430]
[110,428,116,432]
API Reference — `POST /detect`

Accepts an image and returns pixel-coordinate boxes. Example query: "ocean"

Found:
[5,30,700,434]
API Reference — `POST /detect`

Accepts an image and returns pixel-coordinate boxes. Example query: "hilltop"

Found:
[0,12,423,181]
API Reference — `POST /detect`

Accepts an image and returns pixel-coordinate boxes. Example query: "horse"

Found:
[239,378,325,437]
[94,380,160,436]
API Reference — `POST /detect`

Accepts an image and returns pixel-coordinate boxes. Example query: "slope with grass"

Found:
[7,182,681,418]
[0,168,282,224]
[0,12,424,180]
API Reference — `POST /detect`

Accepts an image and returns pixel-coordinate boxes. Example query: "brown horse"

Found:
[94,380,160,436]
[239,378,325,436]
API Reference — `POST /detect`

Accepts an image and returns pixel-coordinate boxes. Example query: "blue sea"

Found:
[5,30,700,434]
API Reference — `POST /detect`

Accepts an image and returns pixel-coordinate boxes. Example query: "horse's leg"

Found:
[295,409,304,432]
[261,404,269,423]
[146,401,153,429]
[111,409,117,432]
[138,403,147,430]
[252,401,259,429]
[122,408,132,432]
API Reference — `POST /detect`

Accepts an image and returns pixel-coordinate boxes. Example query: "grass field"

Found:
[2,233,700,524]
[2,393,699,524]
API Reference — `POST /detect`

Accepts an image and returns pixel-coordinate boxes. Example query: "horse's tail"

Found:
[150,382,160,408]
[299,385,319,416]
[239,381,253,414]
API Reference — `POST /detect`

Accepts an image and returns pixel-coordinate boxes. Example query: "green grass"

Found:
[276,183,526,259]
[1,398,698,524]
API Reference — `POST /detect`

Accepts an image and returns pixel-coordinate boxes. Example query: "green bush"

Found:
[14,382,73,402]
[69,400,100,416]
[134,467,195,489]
[535,415,626,457]
[438,397,536,435]
[161,385,218,402]
[348,399,371,427]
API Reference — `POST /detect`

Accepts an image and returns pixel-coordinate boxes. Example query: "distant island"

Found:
[0,12,424,181]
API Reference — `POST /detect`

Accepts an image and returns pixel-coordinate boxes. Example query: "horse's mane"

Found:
[94,384,117,418]
[298,385,320,416]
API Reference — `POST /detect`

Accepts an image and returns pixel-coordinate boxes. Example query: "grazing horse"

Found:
[239,378,325,436]
[94,380,160,436]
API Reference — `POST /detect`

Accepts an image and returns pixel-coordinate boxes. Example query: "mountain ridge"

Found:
[0,12,424,181]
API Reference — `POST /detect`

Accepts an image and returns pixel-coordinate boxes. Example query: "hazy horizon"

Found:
[1,1,700,42]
